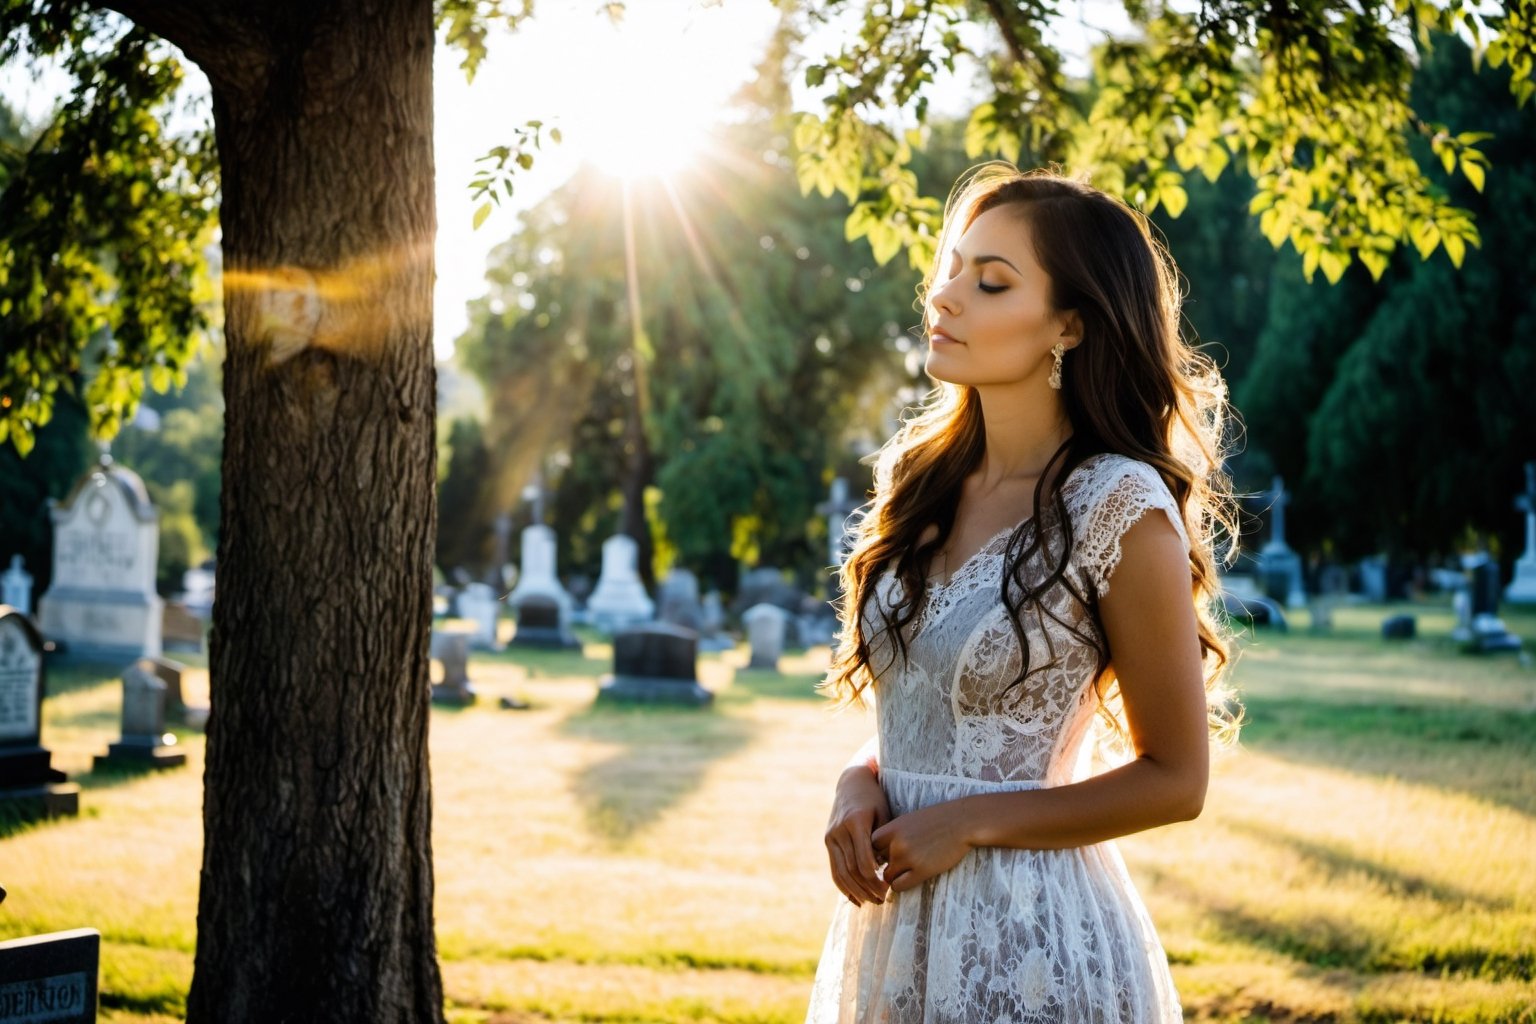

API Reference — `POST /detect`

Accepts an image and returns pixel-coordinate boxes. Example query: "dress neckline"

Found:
[922,452,1114,592]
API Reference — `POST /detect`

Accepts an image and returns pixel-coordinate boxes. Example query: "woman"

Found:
[806,165,1241,1023]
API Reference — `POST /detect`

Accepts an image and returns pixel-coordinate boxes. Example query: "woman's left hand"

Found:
[870,799,977,894]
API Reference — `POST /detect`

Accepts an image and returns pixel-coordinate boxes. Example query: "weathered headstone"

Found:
[597,624,711,705]
[0,607,78,820]
[1506,461,1536,604]
[507,525,578,648]
[456,582,503,651]
[743,602,790,670]
[2,556,33,617]
[142,656,208,729]
[511,595,579,650]
[0,927,100,1023]
[815,477,862,570]
[657,568,703,631]
[696,589,733,652]
[429,627,477,705]
[179,560,215,619]
[161,602,205,654]
[586,535,654,633]
[1357,555,1388,603]
[94,661,186,771]
[1255,475,1306,608]
[36,457,164,661]
[1455,553,1522,653]
[1308,562,1349,633]
[1381,614,1416,639]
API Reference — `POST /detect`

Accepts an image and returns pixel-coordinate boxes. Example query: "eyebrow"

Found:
[951,249,1021,274]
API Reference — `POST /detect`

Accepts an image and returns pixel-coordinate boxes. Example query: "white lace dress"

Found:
[805,453,1191,1024]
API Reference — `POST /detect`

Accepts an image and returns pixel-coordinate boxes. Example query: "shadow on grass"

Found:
[470,641,612,681]
[1144,863,1535,983]
[557,699,758,846]
[1237,693,1536,818]
[41,660,124,697]
[1222,817,1515,913]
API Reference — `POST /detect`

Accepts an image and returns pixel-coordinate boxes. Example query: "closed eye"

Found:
[978,282,1007,294]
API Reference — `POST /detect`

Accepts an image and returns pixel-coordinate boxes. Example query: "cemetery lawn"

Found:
[3,600,1535,1024]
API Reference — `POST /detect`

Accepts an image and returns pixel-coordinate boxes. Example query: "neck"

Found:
[971,380,1073,487]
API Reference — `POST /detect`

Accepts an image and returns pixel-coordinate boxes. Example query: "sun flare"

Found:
[549,6,730,180]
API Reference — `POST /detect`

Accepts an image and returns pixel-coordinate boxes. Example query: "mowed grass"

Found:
[2,599,1534,1023]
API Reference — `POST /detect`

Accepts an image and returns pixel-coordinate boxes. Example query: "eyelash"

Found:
[978,282,1006,294]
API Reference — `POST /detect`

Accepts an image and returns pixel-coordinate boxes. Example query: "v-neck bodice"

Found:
[864,453,1190,787]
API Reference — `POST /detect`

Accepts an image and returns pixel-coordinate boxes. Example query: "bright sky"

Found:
[1,1,1125,362]
[434,0,783,359]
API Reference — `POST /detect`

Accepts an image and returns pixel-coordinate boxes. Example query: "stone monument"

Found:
[1255,476,1306,608]
[586,534,654,633]
[94,660,186,771]
[0,606,78,820]
[0,927,100,1024]
[36,456,163,661]
[743,602,790,670]
[429,627,477,705]
[2,555,33,616]
[456,582,504,651]
[657,568,703,631]
[1506,461,1536,604]
[596,623,711,705]
[507,524,578,648]
[1454,552,1522,653]
[696,589,733,652]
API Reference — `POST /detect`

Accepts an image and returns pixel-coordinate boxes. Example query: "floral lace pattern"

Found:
[805,454,1189,1024]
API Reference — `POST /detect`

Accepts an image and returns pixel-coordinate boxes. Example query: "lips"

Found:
[930,328,962,345]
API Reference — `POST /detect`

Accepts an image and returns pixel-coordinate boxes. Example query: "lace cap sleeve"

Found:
[1072,456,1190,599]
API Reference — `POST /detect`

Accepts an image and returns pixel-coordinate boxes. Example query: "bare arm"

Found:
[873,510,1209,891]
[824,735,892,906]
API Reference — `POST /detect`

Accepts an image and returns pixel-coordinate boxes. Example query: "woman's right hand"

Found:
[823,764,893,906]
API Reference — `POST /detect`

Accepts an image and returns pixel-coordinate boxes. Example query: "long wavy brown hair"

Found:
[822,164,1242,749]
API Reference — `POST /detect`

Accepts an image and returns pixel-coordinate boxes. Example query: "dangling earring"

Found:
[1049,342,1065,390]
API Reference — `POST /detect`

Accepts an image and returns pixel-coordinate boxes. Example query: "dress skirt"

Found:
[804,767,1183,1024]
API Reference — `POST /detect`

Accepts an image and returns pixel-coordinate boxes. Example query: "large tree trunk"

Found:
[185,2,443,1020]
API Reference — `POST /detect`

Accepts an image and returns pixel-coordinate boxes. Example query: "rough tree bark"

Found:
[97,1,445,1020]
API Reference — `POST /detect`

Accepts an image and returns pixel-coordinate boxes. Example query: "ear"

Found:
[1057,309,1084,350]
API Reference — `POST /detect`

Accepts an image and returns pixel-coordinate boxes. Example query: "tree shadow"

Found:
[1221,817,1514,913]
[557,700,758,846]
[718,668,825,705]
[1236,692,1536,818]
[1141,862,1533,982]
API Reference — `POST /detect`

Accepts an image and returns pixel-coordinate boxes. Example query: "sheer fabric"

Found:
[806,454,1190,1024]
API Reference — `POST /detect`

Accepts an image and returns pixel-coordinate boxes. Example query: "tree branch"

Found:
[94,0,268,94]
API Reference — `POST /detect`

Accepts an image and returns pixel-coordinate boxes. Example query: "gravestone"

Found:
[1357,555,1388,603]
[696,590,733,652]
[1381,614,1416,639]
[586,535,654,633]
[0,607,77,820]
[1506,461,1536,604]
[161,602,205,654]
[657,568,703,631]
[1309,562,1349,633]
[144,656,208,729]
[36,457,163,661]
[429,627,477,705]
[1255,476,1306,608]
[2,556,33,617]
[597,624,711,705]
[0,927,99,1024]
[179,560,215,618]
[815,477,862,571]
[1455,553,1522,653]
[94,661,185,771]
[456,582,504,651]
[511,595,579,650]
[507,525,578,648]
[743,603,790,670]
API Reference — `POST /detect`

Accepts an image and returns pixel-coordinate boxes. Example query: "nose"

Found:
[929,274,961,319]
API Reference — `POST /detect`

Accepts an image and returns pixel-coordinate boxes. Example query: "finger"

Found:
[835,834,887,904]
[826,841,861,906]
[849,832,889,899]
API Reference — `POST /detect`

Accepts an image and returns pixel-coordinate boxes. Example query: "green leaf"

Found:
[473,202,493,231]
[1443,232,1466,267]
[1318,249,1349,284]
[1160,183,1189,218]
[1359,249,1390,281]
[1462,159,1485,192]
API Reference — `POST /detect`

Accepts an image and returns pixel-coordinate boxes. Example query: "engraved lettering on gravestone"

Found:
[0,973,86,1023]
[0,618,41,742]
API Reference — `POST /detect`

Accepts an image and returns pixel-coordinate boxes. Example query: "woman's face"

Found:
[924,205,1079,388]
